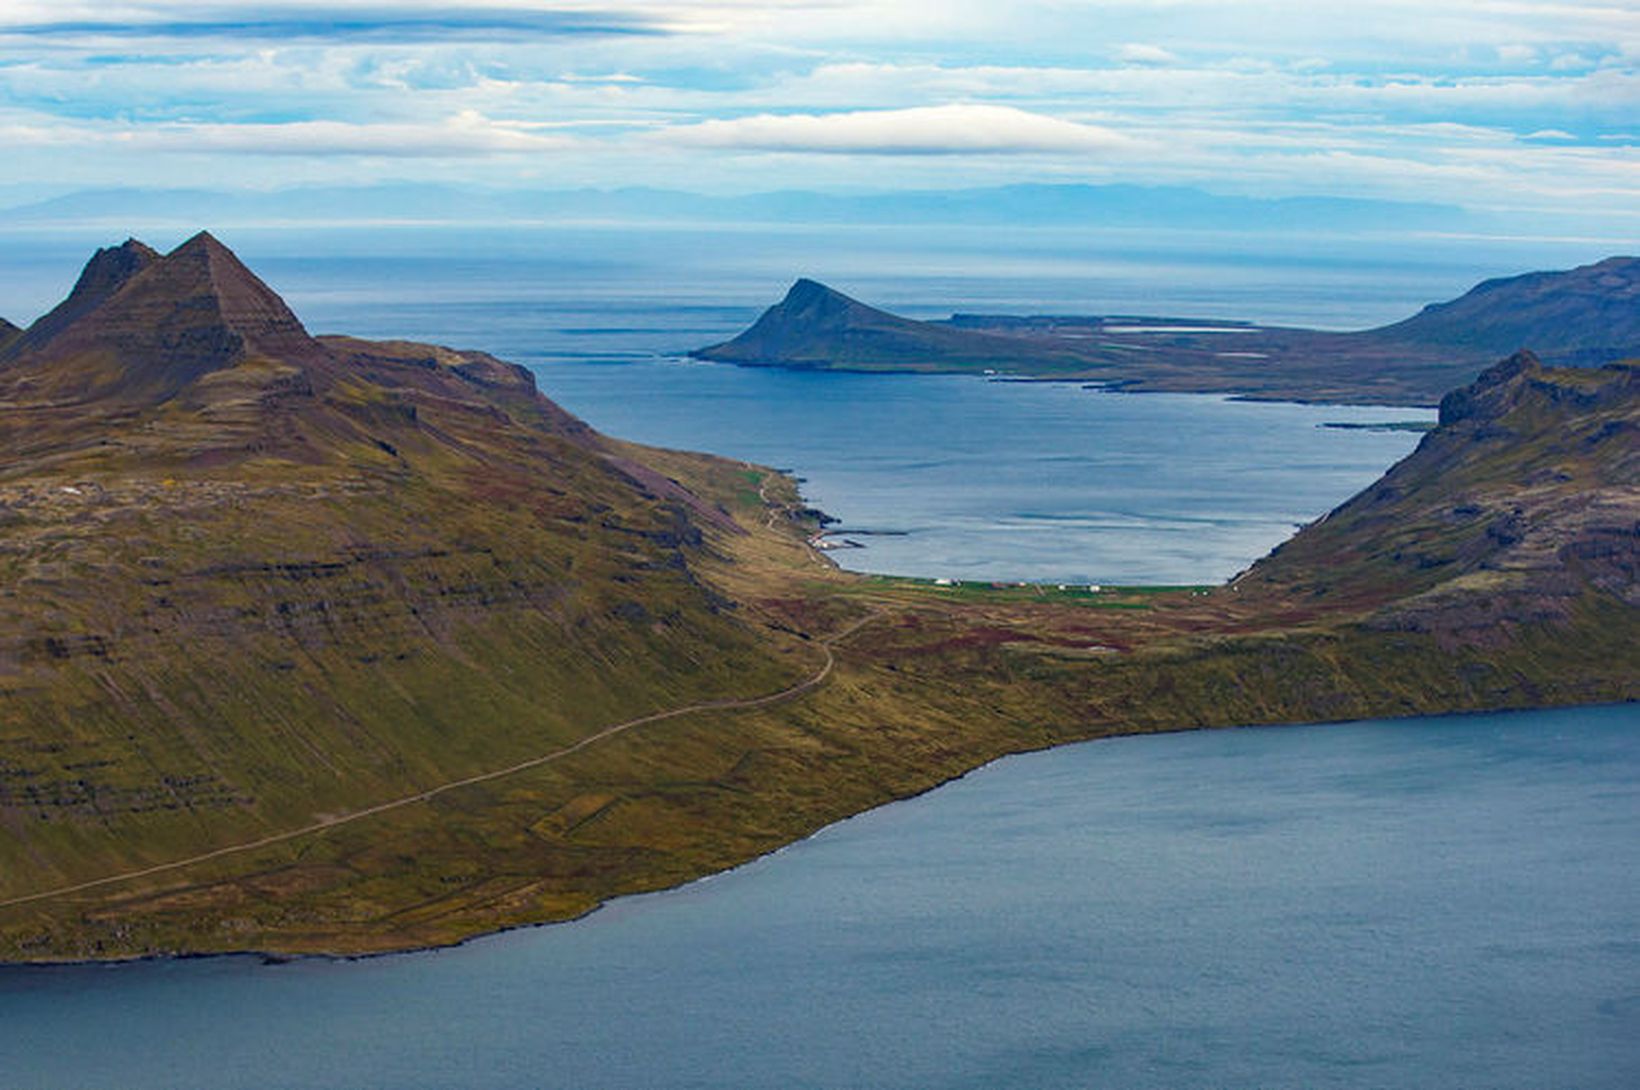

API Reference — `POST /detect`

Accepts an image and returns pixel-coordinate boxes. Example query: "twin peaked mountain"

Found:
[0,232,600,471]
[5,233,321,403]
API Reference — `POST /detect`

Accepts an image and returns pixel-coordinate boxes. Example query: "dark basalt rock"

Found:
[1438,350,1542,425]
[5,238,160,360]
[3,232,325,402]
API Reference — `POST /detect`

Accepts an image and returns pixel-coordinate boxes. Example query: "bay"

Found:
[512,362,1429,584]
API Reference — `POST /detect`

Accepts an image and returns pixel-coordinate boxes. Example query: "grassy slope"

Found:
[1,357,1635,960]
[0,242,822,955]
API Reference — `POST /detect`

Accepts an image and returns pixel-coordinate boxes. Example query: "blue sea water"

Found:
[512,364,1430,584]
[3,704,1636,1090]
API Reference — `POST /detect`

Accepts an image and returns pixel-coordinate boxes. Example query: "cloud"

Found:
[559,71,646,83]
[661,104,1134,155]
[0,4,668,42]
[2,109,578,157]
[1116,43,1178,65]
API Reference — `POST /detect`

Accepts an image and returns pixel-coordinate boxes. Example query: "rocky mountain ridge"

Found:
[1243,351,1637,640]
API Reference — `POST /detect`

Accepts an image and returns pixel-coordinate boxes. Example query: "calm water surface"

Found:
[4,704,1636,1089]
[514,362,1429,583]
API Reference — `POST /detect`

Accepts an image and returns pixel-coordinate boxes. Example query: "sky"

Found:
[0,0,1635,222]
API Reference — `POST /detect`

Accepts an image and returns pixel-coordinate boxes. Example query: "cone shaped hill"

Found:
[695,257,1640,405]
[0,236,1635,961]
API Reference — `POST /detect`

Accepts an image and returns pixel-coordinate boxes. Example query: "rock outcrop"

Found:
[1244,351,1639,642]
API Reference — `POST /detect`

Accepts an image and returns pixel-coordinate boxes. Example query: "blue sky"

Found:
[0,1,1635,223]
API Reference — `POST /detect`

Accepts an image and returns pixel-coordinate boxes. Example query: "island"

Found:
[0,234,1634,961]
[693,257,1640,405]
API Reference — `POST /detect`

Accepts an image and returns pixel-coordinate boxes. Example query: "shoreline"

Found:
[685,351,1444,409]
[4,697,1630,971]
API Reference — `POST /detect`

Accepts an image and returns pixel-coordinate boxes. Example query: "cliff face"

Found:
[1243,352,1638,641]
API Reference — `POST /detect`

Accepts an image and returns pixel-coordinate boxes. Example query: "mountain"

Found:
[1372,256,1640,365]
[0,316,17,354]
[0,234,820,954]
[694,278,1088,371]
[0,238,1633,962]
[2,233,327,406]
[698,258,1640,404]
[1242,352,1638,628]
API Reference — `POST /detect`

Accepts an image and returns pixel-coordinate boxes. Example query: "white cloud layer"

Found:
[1116,43,1179,65]
[1,110,576,157]
[661,105,1134,155]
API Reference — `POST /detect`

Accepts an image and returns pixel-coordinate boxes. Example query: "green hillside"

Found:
[0,239,1633,961]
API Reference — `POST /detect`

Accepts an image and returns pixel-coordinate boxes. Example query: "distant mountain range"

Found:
[0,182,1470,231]
[695,256,1640,404]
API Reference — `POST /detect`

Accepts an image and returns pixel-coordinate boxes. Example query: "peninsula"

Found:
[694,257,1640,405]
[0,236,1634,961]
